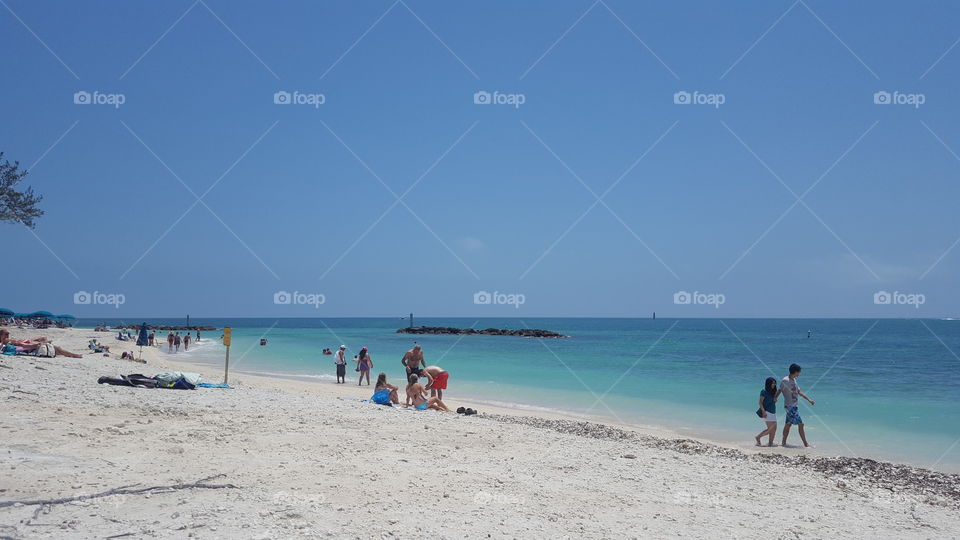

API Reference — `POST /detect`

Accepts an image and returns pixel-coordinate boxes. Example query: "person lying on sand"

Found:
[371,373,400,405]
[120,351,146,364]
[405,374,450,412]
[88,339,110,353]
[0,329,83,358]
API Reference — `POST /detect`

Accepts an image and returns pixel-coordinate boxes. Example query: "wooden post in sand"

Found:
[222,327,232,384]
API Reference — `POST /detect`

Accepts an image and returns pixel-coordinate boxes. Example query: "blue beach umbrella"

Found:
[136,322,149,358]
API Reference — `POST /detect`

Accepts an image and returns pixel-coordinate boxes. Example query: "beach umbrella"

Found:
[28,311,54,318]
[136,322,149,359]
[0,308,13,318]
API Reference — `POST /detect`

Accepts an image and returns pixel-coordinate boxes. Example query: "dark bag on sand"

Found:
[97,374,160,388]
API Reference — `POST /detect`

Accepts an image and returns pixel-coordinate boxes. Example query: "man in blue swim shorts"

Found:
[781,363,816,448]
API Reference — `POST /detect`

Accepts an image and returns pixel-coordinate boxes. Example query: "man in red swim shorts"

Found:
[423,365,449,400]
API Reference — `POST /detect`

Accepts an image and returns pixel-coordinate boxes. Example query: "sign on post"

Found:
[223,327,232,384]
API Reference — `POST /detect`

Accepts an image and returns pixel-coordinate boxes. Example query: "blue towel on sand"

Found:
[197,382,234,389]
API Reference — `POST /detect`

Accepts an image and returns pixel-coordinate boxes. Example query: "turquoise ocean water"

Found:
[84,318,960,472]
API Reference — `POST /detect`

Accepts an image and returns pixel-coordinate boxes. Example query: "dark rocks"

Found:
[396,326,568,338]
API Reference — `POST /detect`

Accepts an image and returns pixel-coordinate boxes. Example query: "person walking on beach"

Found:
[781,363,815,447]
[356,347,373,386]
[183,332,191,351]
[174,333,181,352]
[334,344,347,384]
[755,377,779,447]
[422,365,449,400]
[167,331,175,352]
[402,344,425,378]
[405,374,450,411]
[196,329,201,342]
[148,331,155,347]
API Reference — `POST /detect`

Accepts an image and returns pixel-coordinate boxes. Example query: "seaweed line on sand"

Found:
[477,413,960,508]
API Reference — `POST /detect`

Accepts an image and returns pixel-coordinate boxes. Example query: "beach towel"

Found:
[197,382,233,389]
[371,389,392,405]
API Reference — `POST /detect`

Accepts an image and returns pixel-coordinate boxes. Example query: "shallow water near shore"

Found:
[83,317,960,471]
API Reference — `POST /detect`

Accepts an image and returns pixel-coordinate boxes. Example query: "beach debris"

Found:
[0,474,239,510]
[478,412,960,508]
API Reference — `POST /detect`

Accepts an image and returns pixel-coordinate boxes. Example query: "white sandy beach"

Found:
[2,327,959,539]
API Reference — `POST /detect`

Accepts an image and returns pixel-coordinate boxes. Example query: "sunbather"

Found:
[0,329,82,358]
[404,374,450,412]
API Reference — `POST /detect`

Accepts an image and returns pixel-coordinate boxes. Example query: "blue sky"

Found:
[3,0,960,317]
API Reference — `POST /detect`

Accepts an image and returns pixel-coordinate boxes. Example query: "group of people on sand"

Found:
[755,363,816,448]
[331,343,453,412]
[165,330,200,353]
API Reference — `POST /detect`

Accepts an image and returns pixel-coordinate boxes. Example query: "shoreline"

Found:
[3,326,960,538]
[82,326,960,474]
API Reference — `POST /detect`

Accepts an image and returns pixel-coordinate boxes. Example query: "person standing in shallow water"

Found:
[781,363,815,447]
[334,345,347,384]
[356,347,373,386]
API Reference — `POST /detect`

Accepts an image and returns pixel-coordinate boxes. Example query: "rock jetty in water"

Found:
[397,326,568,338]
